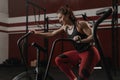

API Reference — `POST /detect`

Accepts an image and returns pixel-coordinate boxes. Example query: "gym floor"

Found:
[0,66,120,80]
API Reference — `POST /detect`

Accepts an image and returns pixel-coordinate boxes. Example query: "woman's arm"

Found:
[78,21,94,43]
[32,26,65,38]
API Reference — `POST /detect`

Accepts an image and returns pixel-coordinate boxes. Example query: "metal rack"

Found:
[25,0,47,64]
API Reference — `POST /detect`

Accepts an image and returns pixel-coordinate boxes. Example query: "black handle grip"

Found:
[31,42,46,52]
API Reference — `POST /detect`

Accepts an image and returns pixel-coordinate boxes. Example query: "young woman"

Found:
[31,5,100,80]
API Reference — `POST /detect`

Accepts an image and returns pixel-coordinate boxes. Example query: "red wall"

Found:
[97,29,113,57]
[8,0,117,17]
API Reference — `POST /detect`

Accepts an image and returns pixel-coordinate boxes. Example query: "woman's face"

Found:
[57,13,69,25]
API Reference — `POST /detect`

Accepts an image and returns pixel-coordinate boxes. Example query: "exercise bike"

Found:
[12,32,54,80]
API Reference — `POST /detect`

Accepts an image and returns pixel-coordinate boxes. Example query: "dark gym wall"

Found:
[8,0,115,17]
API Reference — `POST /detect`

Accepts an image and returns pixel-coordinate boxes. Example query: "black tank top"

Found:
[66,25,91,52]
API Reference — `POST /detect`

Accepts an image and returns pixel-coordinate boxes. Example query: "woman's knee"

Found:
[55,57,61,65]
[55,54,68,65]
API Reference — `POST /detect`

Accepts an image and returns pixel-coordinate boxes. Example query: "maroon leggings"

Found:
[55,46,100,80]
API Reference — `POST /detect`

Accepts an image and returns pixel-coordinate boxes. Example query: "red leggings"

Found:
[55,46,100,80]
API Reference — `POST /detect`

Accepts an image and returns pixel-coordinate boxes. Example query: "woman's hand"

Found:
[29,29,38,34]
[73,35,81,43]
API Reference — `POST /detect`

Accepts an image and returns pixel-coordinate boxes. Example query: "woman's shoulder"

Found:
[77,20,88,25]
[76,20,90,29]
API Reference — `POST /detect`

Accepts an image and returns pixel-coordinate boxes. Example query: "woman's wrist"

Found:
[76,36,81,43]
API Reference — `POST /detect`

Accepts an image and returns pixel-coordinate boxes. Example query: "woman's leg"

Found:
[78,46,100,80]
[55,50,80,80]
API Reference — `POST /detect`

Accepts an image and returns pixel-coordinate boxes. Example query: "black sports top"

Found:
[66,25,91,52]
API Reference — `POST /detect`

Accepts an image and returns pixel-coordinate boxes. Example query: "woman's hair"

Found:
[57,5,76,24]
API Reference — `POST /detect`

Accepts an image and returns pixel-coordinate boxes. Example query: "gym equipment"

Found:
[93,8,113,80]
[12,32,54,80]
[112,0,119,74]
[25,0,47,65]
